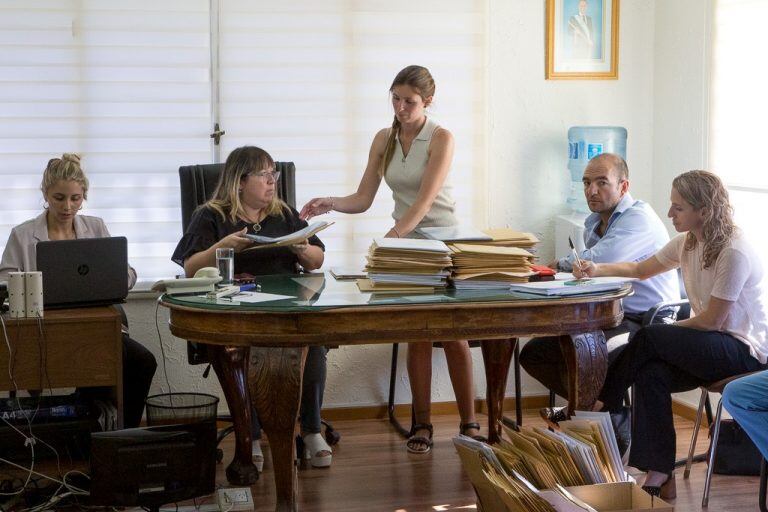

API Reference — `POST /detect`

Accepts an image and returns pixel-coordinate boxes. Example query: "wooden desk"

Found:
[0,306,124,427]
[161,275,628,512]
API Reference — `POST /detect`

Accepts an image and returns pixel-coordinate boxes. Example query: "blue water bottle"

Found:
[567,126,627,212]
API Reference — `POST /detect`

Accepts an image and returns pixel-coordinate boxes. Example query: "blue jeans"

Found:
[723,370,768,460]
[252,345,328,438]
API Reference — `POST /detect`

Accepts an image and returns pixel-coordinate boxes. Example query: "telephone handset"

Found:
[151,267,222,295]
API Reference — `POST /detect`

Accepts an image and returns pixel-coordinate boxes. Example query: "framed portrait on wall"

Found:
[546,0,620,79]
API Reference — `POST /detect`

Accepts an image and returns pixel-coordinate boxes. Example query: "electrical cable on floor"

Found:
[155,301,174,395]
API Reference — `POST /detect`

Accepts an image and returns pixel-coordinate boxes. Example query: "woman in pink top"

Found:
[576,170,768,499]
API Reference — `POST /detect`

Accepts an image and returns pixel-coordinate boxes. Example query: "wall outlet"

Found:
[216,487,254,512]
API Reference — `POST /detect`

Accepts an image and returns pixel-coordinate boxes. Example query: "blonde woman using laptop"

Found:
[299,65,483,454]
[0,154,157,428]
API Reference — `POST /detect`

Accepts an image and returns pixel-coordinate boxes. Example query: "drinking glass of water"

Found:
[216,247,234,285]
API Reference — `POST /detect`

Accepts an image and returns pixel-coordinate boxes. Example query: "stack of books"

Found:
[357,238,452,294]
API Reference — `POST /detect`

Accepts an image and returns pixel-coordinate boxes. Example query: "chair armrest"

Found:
[642,299,690,326]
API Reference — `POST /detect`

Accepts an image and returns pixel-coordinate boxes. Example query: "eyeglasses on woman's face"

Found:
[247,169,281,183]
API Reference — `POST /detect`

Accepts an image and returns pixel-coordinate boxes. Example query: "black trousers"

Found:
[78,333,157,428]
[122,334,158,428]
[519,315,645,399]
[599,324,764,473]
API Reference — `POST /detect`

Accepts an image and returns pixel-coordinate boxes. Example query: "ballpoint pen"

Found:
[568,236,589,281]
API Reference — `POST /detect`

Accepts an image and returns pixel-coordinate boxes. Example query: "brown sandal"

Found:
[459,422,487,442]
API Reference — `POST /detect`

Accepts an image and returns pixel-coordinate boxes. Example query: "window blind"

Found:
[710,0,768,254]
[0,0,211,282]
[217,0,487,269]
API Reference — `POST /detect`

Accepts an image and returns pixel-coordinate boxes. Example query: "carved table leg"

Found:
[249,346,307,512]
[480,338,517,443]
[559,331,608,416]
[210,345,258,485]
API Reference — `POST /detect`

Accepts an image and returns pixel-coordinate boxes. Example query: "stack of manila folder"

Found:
[358,238,452,294]
[447,228,539,289]
[454,412,671,511]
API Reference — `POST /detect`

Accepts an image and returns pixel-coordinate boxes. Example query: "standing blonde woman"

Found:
[575,170,768,498]
[300,65,482,453]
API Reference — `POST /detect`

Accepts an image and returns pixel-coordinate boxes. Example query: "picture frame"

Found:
[546,0,620,80]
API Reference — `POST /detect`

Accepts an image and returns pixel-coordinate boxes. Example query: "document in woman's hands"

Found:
[243,221,333,250]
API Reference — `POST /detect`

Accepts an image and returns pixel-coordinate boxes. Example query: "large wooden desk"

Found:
[0,306,124,427]
[160,274,629,512]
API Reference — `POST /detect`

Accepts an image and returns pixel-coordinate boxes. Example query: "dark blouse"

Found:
[171,205,325,276]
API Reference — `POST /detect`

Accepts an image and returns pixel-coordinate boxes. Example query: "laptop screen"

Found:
[36,237,129,308]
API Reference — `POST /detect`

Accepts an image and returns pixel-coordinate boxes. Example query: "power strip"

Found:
[216,487,254,512]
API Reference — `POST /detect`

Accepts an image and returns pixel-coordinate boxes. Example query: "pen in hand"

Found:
[568,236,588,279]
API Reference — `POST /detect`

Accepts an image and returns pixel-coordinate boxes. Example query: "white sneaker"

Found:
[302,432,332,468]
[252,440,264,472]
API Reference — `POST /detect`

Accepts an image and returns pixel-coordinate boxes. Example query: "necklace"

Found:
[244,209,263,233]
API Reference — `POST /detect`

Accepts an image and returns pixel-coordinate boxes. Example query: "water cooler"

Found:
[555,126,627,260]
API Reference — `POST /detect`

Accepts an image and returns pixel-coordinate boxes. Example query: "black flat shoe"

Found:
[459,422,487,442]
[641,472,676,500]
[539,406,568,429]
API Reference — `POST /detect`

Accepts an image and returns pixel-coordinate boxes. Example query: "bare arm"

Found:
[676,296,733,331]
[386,127,454,238]
[289,240,324,271]
[575,255,670,280]
[300,129,388,219]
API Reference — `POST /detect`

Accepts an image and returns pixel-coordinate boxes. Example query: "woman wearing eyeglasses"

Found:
[299,65,483,454]
[172,145,332,469]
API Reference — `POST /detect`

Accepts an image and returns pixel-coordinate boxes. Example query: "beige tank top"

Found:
[383,117,457,229]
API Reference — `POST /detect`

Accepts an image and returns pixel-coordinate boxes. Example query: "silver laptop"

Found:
[36,237,129,308]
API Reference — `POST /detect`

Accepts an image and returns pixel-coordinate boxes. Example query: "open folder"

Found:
[243,221,333,251]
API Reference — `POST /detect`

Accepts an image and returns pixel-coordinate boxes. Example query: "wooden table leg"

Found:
[210,345,258,485]
[559,331,608,416]
[249,346,307,512]
[480,338,517,443]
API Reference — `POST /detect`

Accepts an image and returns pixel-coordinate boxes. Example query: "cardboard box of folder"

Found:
[549,482,673,511]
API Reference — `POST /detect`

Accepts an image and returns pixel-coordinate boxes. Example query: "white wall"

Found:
[488,0,656,397]
[125,0,673,412]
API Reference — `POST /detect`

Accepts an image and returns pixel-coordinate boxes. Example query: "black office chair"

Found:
[177,162,338,458]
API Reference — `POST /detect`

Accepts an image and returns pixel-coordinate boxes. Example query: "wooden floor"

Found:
[3,409,763,511]
[218,409,766,512]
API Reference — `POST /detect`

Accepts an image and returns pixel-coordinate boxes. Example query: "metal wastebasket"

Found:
[145,392,219,426]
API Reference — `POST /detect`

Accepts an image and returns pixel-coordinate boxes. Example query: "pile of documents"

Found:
[508,276,633,297]
[357,238,452,294]
[455,435,601,512]
[454,412,629,511]
[493,414,627,487]
[458,228,539,249]
[415,227,538,290]
[449,244,537,289]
